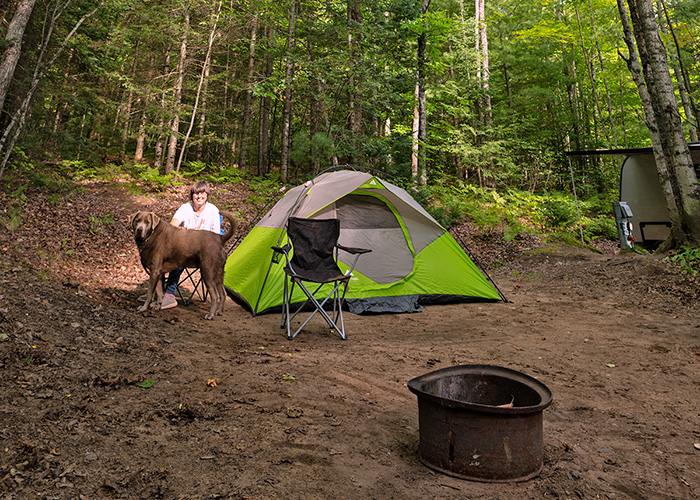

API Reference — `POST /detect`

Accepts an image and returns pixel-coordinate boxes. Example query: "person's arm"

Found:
[171,203,189,228]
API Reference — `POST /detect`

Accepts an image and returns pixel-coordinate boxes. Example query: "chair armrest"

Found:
[336,244,371,255]
[271,243,291,254]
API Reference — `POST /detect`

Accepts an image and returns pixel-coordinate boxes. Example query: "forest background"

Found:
[1,0,700,253]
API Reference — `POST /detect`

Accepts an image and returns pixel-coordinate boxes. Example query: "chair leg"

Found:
[288,281,346,340]
[281,275,290,337]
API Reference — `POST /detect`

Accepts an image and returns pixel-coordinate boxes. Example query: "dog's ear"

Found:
[149,212,161,228]
[128,212,138,229]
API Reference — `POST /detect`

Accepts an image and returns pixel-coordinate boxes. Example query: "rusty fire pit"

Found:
[407,364,553,483]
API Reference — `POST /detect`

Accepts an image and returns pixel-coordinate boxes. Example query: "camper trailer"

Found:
[567,143,700,248]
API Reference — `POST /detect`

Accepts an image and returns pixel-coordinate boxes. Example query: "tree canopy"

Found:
[1,0,699,217]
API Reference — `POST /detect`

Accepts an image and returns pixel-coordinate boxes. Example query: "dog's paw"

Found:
[137,305,148,313]
[204,314,214,320]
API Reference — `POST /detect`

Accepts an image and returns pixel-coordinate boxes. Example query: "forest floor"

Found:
[1,177,699,500]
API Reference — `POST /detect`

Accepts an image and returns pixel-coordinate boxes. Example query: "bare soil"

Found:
[1,179,699,500]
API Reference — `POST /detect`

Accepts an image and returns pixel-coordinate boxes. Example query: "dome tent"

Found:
[224,169,504,315]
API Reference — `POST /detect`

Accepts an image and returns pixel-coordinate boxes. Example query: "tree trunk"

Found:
[0,1,103,179]
[52,49,74,136]
[474,0,491,128]
[657,0,697,142]
[196,62,209,162]
[617,0,681,245]
[414,0,429,185]
[621,0,700,247]
[120,40,140,162]
[659,0,700,134]
[280,0,296,183]
[166,7,189,175]
[411,79,419,181]
[588,0,617,147]
[0,0,37,115]
[347,0,363,163]
[574,4,606,145]
[176,0,221,173]
[257,22,274,177]
[154,49,171,168]
[239,13,257,171]
[309,47,338,170]
[556,7,581,153]
[135,52,155,162]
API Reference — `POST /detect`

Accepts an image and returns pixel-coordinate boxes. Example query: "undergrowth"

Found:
[665,246,700,276]
[420,179,617,245]
[3,159,616,247]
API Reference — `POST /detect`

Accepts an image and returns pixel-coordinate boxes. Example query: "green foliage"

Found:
[420,176,616,244]
[247,176,282,208]
[1,184,29,231]
[89,212,115,234]
[3,206,22,231]
[204,165,245,184]
[665,246,700,276]
[536,196,576,229]
[72,162,126,181]
[129,164,179,188]
[181,161,208,178]
[9,0,697,246]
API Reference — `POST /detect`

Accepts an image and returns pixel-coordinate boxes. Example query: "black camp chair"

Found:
[272,217,371,340]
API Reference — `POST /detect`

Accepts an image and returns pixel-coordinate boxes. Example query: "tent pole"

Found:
[568,156,585,244]
[252,180,313,315]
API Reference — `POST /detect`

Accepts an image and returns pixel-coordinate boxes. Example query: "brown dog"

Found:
[129,210,236,319]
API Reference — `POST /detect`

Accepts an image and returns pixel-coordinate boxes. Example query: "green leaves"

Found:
[665,246,700,276]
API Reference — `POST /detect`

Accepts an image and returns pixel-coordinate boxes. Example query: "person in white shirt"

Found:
[160,180,221,309]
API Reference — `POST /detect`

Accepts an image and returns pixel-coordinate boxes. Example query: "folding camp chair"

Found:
[176,268,208,305]
[176,214,227,306]
[272,217,370,340]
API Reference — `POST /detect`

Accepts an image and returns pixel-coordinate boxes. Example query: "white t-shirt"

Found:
[172,201,221,234]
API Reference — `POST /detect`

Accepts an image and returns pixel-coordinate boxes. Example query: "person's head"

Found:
[190,180,211,202]
[190,180,211,211]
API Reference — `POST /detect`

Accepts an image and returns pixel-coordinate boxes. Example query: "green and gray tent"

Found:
[224,170,504,314]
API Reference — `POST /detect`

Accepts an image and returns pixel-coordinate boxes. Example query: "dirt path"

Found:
[1,180,699,499]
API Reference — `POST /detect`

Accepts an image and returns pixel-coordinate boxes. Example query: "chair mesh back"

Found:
[288,217,343,282]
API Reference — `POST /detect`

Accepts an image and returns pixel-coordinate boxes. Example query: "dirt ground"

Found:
[1,178,699,500]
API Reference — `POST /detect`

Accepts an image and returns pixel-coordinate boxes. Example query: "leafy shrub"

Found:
[131,164,178,187]
[182,161,208,178]
[665,246,700,276]
[536,196,576,229]
[205,165,244,184]
[247,175,282,207]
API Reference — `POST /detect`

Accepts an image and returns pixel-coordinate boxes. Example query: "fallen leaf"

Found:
[207,378,219,387]
[286,407,303,418]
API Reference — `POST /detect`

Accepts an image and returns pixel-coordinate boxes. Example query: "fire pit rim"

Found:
[407,363,553,415]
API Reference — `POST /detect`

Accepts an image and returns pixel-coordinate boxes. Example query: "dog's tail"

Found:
[220,211,238,244]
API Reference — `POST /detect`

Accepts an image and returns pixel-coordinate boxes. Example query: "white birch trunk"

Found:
[0,0,37,114]
[166,8,189,175]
